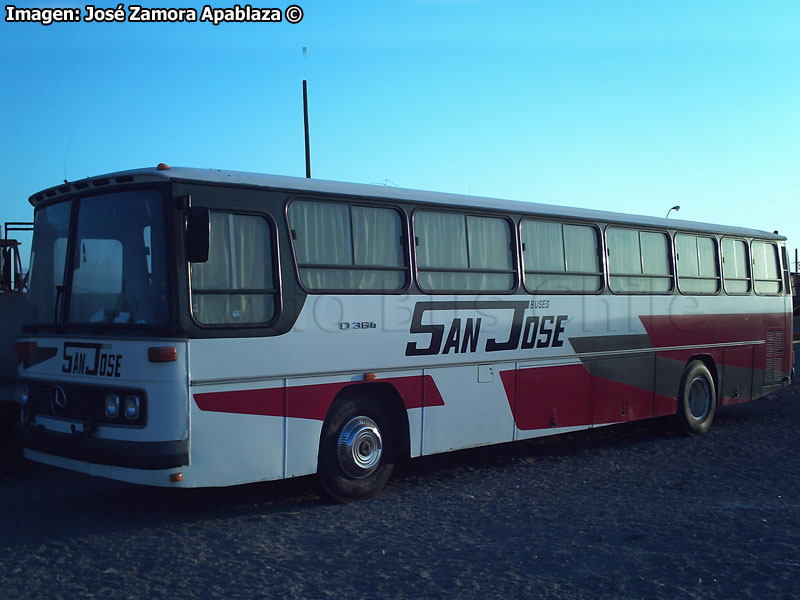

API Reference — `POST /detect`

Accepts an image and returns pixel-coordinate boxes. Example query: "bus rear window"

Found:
[190,212,278,325]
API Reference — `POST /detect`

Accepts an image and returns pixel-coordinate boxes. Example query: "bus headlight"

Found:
[105,394,120,418]
[124,395,140,420]
[18,384,28,405]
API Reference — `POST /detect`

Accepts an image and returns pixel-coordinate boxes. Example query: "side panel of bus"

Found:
[182,182,792,488]
[186,290,787,487]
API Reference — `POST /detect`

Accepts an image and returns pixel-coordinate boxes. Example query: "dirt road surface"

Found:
[1,386,799,599]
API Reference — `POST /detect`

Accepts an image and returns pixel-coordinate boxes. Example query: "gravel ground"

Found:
[1,385,799,600]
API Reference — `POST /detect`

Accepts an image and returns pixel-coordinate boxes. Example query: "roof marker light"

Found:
[157,163,170,170]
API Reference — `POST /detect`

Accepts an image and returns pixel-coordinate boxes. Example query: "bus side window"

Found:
[676,234,720,294]
[521,219,602,293]
[721,238,751,295]
[190,212,277,325]
[415,210,515,293]
[607,228,673,294]
[288,200,407,292]
[752,240,782,295]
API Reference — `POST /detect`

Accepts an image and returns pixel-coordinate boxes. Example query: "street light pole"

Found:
[666,205,680,219]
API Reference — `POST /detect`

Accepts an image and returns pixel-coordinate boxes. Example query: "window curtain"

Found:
[416,211,467,291]
[677,234,718,294]
[640,231,671,293]
[289,201,405,291]
[607,228,640,292]
[640,232,670,275]
[228,214,274,323]
[466,215,513,290]
[676,234,699,278]
[563,225,598,273]
[232,214,272,289]
[192,212,232,290]
[416,211,512,291]
[351,205,404,290]
[522,220,601,292]
[290,200,352,273]
[609,228,671,293]
[697,237,718,279]
[522,220,563,272]
[608,228,641,275]
[191,213,275,324]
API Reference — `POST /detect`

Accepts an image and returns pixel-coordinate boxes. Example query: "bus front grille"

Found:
[22,379,147,426]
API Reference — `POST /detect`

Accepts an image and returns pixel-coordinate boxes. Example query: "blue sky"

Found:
[2,1,799,266]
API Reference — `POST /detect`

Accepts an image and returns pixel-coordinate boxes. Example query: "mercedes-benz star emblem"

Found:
[51,385,67,417]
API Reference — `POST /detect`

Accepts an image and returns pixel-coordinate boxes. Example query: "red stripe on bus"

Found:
[654,390,678,417]
[500,364,677,430]
[193,374,445,420]
[589,374,654,424]
[388,375,446,410]
[194,387,284,417]
[641,313,785,348]
[287,383,348,421]
[658,344,766,371]
[643,313,793,373]
[500,365,592,431]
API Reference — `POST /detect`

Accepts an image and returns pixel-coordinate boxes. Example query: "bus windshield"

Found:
[27,189,169,329]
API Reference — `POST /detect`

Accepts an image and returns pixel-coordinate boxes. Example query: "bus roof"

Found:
[30,166,785,240]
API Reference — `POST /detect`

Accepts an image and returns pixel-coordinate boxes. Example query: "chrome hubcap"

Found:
[337,416,383,479]
[688,377,711,421]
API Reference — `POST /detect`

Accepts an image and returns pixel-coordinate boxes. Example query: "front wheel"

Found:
[317,395,395,503]
[673,360,717,435]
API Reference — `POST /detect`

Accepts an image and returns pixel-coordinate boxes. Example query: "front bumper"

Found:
[15,422,188,470]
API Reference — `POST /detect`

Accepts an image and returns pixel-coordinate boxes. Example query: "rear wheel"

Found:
[317,394,395,503]
[673,360,716,435]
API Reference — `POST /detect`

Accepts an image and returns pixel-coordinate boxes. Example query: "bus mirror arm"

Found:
[186,206,210,263]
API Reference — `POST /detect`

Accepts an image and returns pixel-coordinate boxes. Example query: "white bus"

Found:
[13,165,793,501]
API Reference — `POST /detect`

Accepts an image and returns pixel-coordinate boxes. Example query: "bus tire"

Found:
[673,360,717,436]
[317,395,395,503]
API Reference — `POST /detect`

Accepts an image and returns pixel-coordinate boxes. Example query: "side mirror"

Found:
[186,206,210,263]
